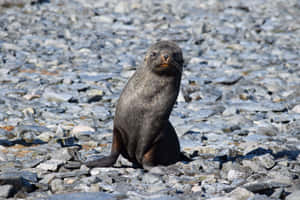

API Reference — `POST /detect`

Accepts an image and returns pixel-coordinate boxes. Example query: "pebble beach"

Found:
[0,0,299,199]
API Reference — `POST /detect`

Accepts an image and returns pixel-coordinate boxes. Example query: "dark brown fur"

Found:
[73,41,185,168]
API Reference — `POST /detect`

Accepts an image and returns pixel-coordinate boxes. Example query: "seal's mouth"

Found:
[160,63,169,67]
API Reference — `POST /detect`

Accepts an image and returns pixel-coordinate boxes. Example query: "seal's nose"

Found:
[162,54,169,62]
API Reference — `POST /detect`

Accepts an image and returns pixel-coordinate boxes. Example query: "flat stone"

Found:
[214,75,242,85]
[71,125,96,137]
[286,190,300,200]
[292,104,300,113]
[243,179,291,193]
[228,187,254,200]
[46,192,118,200]
[50,179,64,193]
[43,91,73,102]
[0,171,36,195]
[37,159,64,171]
[0,185,13,198]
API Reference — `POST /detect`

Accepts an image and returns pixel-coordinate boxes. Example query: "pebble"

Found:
[0,0,299,199]
[286,190,300,200]
[44,192,118,200]
[0,185,13,198]
[227,187,254,200]
[37,159,64,171]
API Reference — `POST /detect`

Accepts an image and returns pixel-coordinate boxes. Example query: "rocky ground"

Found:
[0,0,299,199]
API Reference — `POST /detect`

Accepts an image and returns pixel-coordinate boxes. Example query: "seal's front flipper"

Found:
[67,147,119,168]
[83,152,119,168]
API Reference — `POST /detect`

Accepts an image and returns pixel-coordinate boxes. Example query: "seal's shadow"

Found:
[213,147,300,169]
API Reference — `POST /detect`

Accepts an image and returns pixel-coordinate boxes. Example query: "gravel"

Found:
[0,0,299,199]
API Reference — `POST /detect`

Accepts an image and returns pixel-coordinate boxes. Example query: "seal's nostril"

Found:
[163,54,169,61]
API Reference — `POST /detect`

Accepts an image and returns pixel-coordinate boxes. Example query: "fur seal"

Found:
[71,40,186,168]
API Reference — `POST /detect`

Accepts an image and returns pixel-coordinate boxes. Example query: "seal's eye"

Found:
[150,51,157,57]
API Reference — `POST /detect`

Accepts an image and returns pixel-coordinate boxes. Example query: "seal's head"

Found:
[145,41,183,74]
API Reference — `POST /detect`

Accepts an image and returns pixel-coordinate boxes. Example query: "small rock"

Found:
[142,173,162,184]
[37,159,64,171]
[214,75,242,85]
[255,153,275,169]
[292,104,300,113]
[191,185,202,193]
[46,192,118,200]
[243,179,290,193]
[50,179,64,193]
[23,94,40,100]
[0,185,13,198]
[286,190,300,200]
[71,125,96,137]
[50,148,72,162]
[227,187,254,200]
[43,91,73,102]
[207,197,233,200]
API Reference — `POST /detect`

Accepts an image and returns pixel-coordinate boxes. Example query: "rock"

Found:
[114,1,130,13]
[45,192,121,200]
[71,125,96,137]
[37,159,64,171]
[43,91,74,102]
[207,197,234,200]
[286,190,300,200]
[243,179,291,193]
[0,0,299,199]
[292,104,300,113]
[142,173,162,184]
[214,75,242,85]
[0,171,36,196]
[0,185,14,198]
[254,153,275,169]
[50,179,64,193]
[227,187,254,200]
[50,148,72,162]
[86,89,104,103]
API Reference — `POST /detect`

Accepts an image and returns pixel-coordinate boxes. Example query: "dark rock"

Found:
[44,192,120,200]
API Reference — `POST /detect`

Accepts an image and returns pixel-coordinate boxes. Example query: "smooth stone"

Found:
[292,104,300,113]
[39,173,56,185]
[37,159,64,171]
[114,1,130,13]
[79,74,112,83]
[92,15,114,24]
[214,75,242,85]
[86,89,104,103]
[0,185,14,198]
[50,179,64,193]
[90,167,116,176]
[243,179,291,193]
[0,171,36,194]
[23,94,41,100]
[71,125,96,137]
[142,173,162,184]
[50,148,72,162]
[89,106,111,121]
[227,169,248,181]
[242,160,264,173]
[55,169,89,179]
[38,131,55,142]
[286,190,300,200]
[43,91,73,102]
[254,153,275,169]
[227,187,254,200]
[16,125,50,135]
[207,197,233,200]
[46,192,120,200]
